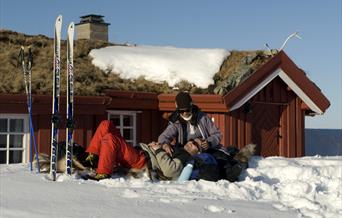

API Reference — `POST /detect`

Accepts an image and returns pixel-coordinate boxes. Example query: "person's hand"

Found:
[194,138,209,151]
[162,143,174,155]
[148,142,161,151]
[200,140,209,151]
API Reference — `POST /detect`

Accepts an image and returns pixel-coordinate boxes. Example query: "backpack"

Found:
[189,153,220,182]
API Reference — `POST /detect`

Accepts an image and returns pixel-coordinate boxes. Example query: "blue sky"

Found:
[0,0,341,129]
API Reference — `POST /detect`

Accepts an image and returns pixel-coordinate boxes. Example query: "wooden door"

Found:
[252,103,280,156]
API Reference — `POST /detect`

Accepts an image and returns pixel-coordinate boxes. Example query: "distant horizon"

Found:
[305,128,342,130]
[1,0,341,129]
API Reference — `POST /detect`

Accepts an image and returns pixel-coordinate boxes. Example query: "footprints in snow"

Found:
[121,188,236,214]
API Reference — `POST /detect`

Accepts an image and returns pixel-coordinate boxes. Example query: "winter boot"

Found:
[82,173,110,181]
[94,173,110,180]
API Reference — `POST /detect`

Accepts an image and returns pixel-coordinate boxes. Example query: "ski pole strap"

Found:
[51,113,60,126]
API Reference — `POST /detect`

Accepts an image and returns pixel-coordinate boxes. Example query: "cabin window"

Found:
[107,111,138,146]
[0,114,28,164]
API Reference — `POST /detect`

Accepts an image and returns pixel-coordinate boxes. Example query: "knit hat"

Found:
[175,91,193,109]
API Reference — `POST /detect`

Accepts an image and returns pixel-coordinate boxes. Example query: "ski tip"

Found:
[69,22,75,28]
[56,15,63,23]
[55,15,63,34]
[68,22,75,32]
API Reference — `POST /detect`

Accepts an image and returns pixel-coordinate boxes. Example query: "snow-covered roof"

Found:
[89,45,230,88]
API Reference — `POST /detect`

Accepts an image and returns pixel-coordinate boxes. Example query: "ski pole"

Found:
[27,47,40,173]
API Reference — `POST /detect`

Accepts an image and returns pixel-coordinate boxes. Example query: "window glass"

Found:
[9,135,23,148]
[123,128,133,140]
[10,119,24,132]
[0,151,6,164]
[0,119,7,132]
[110,115,120,127]
[9,151,22,164]
[123,115,133,126]
[0,134,6,148]
[108,112,136,146]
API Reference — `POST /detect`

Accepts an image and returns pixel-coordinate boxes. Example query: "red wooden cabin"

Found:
[0,51,330,164]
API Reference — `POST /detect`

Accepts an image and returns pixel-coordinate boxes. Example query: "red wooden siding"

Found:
[223,77,306,156]
[137,110,165,144]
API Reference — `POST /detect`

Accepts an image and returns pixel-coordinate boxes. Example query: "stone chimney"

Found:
[75,14,110,41]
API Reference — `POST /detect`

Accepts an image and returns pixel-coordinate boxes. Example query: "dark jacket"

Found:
[158,105,222,149]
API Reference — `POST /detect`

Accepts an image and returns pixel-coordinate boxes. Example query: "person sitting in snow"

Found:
[158,91,223,155]
[84,119,219,181]
[157,91,256,181]
[84,119,254,181]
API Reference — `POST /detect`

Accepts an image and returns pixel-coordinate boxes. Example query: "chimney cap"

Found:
[76,14,110,26]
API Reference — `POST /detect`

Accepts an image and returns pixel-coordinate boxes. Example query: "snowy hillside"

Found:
[89,45,230,88]
[1,155,341,218]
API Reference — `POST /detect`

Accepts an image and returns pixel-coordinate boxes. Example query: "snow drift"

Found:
[1,155,341,218]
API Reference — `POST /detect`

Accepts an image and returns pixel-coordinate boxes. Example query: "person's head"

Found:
[175,91,193,120]
[184,139,201,156]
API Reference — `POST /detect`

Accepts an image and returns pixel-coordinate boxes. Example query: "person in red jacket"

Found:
[85,120,146,180]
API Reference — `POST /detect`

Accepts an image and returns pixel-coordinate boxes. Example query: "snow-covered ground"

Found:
[89,45,229,88]
[1,156,341,218]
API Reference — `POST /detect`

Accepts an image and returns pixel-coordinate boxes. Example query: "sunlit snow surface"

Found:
[1,156,341,218]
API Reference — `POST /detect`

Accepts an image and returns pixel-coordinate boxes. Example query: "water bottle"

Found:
[178,163,194,182]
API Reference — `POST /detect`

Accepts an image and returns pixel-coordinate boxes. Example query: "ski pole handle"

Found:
[19,46,25,67]
[28,46,33,70]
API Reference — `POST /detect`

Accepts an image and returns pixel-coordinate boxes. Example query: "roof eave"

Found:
[223,51,330,115]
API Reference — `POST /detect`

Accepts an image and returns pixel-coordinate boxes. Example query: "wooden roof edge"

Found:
[222,51,282,107]
[221,51,330,114]
[158,94,228,112]
[278,51,330,113]
[158,93,224,103]
[0,94,110,105]
[105,90,158,100]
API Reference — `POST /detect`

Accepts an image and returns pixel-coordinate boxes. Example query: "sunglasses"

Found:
[178,108,192,113]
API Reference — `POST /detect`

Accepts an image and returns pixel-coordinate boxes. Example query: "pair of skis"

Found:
[19,46,40,173]
[50,15,75,181]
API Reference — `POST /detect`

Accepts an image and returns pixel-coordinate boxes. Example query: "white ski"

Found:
[50,15,62,181]
[66,22,75,175]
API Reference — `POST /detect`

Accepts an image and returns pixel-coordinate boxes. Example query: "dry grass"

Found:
[0,30,272,96]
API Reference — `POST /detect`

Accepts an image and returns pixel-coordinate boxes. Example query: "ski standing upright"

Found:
[50,15,62,181]
[66,22,75,175]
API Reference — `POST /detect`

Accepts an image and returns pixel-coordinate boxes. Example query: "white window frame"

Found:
[0,114,29,164]
[107,110,139,146]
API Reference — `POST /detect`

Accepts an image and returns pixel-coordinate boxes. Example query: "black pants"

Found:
[207,148,242,182]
